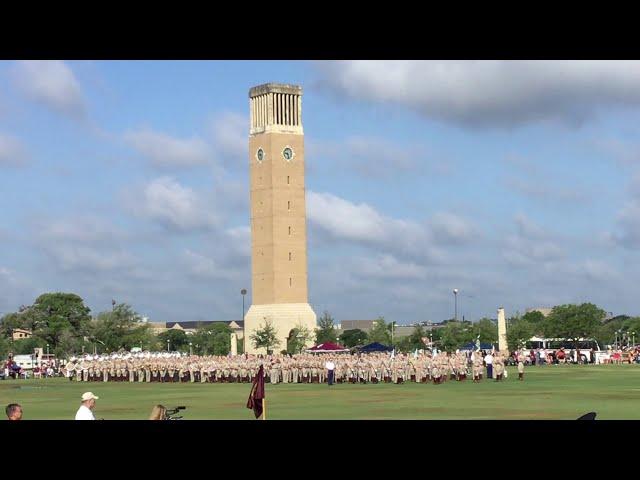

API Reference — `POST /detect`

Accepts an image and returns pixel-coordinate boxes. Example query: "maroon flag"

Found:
[246,364,265,419]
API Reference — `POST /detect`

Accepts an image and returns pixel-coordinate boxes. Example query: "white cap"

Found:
[81,392,99,401]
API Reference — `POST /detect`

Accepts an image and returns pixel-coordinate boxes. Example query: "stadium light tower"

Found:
[453,289,459,321]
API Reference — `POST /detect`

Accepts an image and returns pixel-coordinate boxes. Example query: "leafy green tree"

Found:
[11,337,46,355]
[287,323,314,354]
[522,310,545,325]
[191,323,233,355]
[315,311,338,344]
[250,319,280,354]
[32,293,92,348]
[543,303,606,350]
[0,312,29,337]
[393,325,428,353]
[0,335,10,359]
[157,328,189,353]
[405,325,428,350]
[439,321,473,351]
[368,317,392,345]
[506,319,534,351]
[339,329,368,348]
[471,318,498,344]
[93,303,153,352]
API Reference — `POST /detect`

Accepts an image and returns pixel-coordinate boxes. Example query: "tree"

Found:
[506,320,534,351]
[287,323,314,354]
[339,329,368,348]
[406,325,428,350]
[191,323,233,356]
[11,337,46,355]
[93,303,154,352]
[250,319,280,354]
[315,311,337,344]
[395,325,428,353]
[32,293,92,348]
[439,321,473,351]
[543,303,606,350]
[157,329,189,353]
[368,317,391,345]
[471,318,498,345]
[0,312,29,337]
[0,335,10,359]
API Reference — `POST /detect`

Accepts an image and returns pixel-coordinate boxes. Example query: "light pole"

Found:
[241,289,247,320]
[46,343,49,357]
[112,299,116,311]
[189,342,193,356]
[167,339,170,352]
[632,331,636,347]
[453,289,459,321]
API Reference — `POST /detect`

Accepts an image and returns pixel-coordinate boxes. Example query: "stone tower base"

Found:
[244,303,317,355]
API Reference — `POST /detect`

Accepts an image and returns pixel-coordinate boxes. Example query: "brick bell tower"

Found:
[244,83,317,354]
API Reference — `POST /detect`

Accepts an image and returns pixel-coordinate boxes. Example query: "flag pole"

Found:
[262,398,266,420]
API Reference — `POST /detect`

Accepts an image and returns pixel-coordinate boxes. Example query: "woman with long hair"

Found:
[149,404,167,420]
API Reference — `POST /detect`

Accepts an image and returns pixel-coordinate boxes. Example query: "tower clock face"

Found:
[282,146,294,161]
[256,148,265,163]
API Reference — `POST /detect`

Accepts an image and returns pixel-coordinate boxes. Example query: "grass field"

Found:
[1,364,639,420]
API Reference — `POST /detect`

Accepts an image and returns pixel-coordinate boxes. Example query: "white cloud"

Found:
[124,128,212,168]
[127,177,218,231]
[353,254,427,280]
[307,191,472,263]
[183,249,229,279]
[429,212,476,244]
[49,245,135,272]
[581,260,618,281]
[610,173,640,249]
[504,214,564,266]
[11,60,86,118]
[33,216,137,273]
[211,112,248,161]
[0,133,28,167]
[316,60,640,127]
[506,176,589,203]
[307,191,388,242]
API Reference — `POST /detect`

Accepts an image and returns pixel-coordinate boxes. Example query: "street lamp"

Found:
[46,343,49,357]
[632,331,636,347]
[189,342,193,355]
[167,339,170,352]
[453,289,459,321]
[241,289,247,320]
[112,299,116,311]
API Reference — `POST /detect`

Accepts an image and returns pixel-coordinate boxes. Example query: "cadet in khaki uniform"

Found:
[517,350,525,381]
[494,353,504,381]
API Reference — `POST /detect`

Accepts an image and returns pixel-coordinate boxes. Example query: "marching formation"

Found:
[62,349,526,384]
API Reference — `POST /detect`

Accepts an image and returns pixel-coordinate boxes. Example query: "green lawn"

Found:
[1,364,639,420]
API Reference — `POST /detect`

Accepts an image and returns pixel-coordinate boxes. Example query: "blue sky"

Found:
[1,60,640,324]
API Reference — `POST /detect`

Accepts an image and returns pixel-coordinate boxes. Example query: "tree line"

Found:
[0,293,242,359]
[2,294,636,358]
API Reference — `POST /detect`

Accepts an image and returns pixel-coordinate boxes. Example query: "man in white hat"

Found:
[75,392,99,420]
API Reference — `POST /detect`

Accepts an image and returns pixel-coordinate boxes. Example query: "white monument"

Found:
[497,307,508,353]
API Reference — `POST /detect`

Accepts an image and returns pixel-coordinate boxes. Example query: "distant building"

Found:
[526,307,553,317]
[12,328,32,341]
[340,320,376,331]
[420,321,448,330]
[165,321,244,340]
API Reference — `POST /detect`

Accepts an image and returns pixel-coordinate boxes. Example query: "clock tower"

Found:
[244,83,317,354]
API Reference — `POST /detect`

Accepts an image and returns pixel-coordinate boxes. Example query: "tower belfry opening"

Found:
[244,83,317,354]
